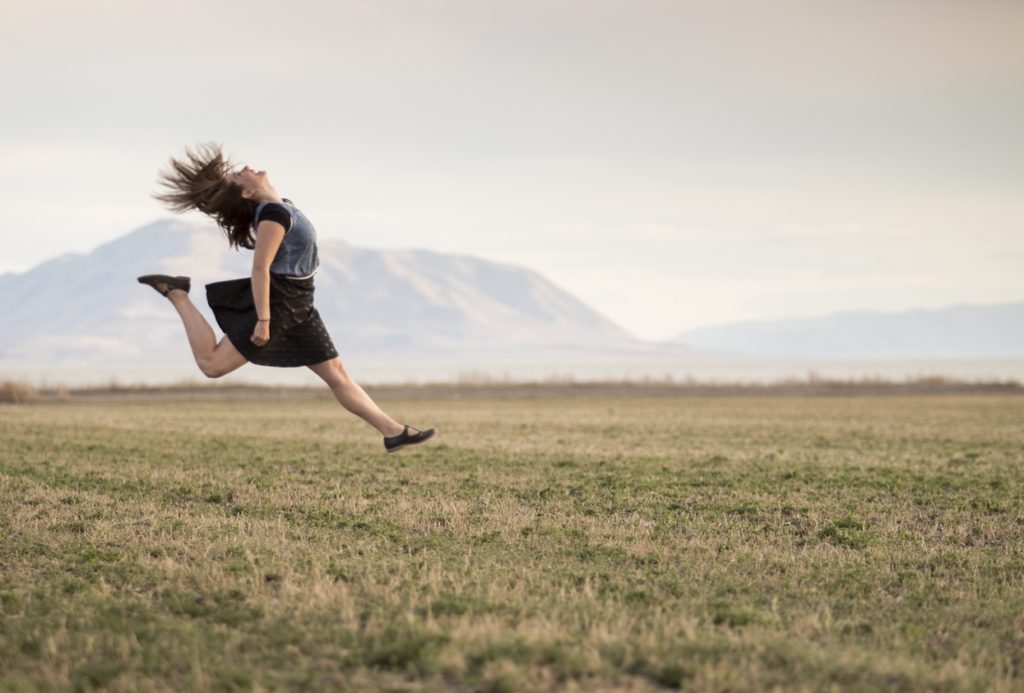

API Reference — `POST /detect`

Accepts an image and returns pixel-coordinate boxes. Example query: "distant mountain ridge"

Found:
[670,303,1024,359]
[3,218,1018,386]
[0,219,706,378]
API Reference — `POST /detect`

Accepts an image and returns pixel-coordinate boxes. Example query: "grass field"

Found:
[1,391,1022,691]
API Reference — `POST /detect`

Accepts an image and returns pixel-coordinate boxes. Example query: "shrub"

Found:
[0,381,38,404]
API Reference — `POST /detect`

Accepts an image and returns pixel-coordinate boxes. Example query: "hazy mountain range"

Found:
[671,303,1024,359]
[0,218,1019,385]
[0,219,709,383]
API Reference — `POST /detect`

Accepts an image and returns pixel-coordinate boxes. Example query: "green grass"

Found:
[1,394,1022,691]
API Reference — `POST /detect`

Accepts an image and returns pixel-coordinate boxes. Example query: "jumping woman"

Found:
[138,143,435,453]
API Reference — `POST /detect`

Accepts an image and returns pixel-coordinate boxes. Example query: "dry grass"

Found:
[1,394,1022,691]
[0,380,39,403]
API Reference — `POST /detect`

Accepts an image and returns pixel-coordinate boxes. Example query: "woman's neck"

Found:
[254,185,284,203]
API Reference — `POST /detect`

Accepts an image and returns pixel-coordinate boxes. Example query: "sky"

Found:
[1,0,1022,341]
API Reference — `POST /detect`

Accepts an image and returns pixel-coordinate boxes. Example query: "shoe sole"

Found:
[137,275,190,294]
[386,429,436,453]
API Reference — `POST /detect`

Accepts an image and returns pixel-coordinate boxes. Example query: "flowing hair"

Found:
[153,143,257,249]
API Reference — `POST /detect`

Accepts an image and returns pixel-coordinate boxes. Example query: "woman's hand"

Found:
[251,319,271,347]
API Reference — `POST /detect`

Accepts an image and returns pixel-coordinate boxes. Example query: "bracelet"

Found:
[257,318,270,322]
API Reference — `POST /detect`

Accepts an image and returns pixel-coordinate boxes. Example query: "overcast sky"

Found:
[1,0,1021,340]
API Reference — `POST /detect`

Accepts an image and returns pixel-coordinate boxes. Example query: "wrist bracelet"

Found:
[257,318,270,322]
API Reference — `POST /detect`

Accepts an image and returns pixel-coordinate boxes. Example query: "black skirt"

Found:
[206,274,339,367]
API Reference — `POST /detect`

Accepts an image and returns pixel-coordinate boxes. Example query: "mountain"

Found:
[670,303,1024,359]
[0,219,710,383]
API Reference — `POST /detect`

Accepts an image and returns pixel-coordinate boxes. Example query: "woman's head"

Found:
[153,143,267,249]
[226,164,271,199]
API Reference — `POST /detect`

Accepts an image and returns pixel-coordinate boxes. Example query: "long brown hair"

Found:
[153,143,257,249]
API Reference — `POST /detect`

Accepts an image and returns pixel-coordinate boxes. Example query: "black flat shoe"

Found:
[384,425,436,453]
[137,274,191,297]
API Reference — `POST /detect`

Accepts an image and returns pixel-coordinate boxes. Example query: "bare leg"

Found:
[165,289,248,378]
[307,357,410,436]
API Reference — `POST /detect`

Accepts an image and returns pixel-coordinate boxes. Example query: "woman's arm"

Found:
[250,220,286,345]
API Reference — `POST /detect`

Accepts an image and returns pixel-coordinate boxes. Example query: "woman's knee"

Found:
[198,356,229,379]
[199,340,246,379]
[325,359,352,387]
[199,363,226,379]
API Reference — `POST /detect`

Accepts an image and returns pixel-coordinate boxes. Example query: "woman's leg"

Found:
[307,357,409,436]
[166,289,248,378]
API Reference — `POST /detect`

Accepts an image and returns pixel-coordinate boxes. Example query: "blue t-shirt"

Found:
[251,198,320,278]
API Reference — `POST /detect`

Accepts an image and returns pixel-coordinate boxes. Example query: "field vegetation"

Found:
[1,386,1022,691]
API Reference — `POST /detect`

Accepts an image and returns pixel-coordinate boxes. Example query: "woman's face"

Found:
[226,164,269,198]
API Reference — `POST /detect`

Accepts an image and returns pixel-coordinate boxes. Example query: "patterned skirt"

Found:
[205,274,339,367]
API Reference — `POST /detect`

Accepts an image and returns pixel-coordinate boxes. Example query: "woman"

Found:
[138,143,434,453]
